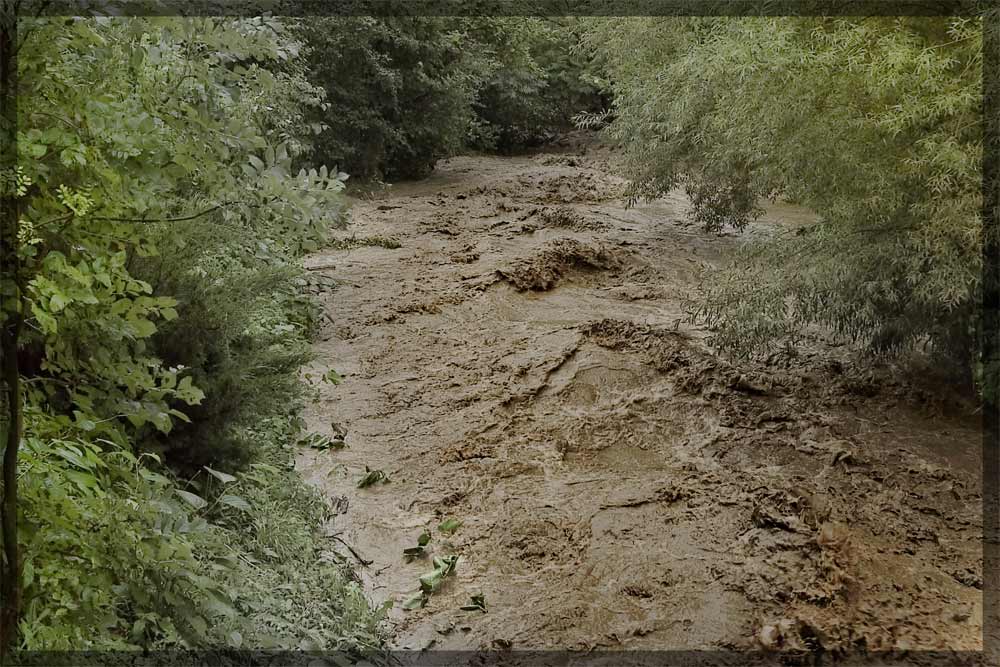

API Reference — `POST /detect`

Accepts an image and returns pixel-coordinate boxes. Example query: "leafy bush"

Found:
[132,217,325,472]
[470,18,604,152]
[587,17,982,376]
[3,15,378,651]
[8,14,345,455]
[14,410,384,652]
[301,17,489,180]
[16,417,232,649]
[300,17,602,178]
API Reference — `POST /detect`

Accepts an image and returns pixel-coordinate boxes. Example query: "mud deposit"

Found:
[296,145,983,661]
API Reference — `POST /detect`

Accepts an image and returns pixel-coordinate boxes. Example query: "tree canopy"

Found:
[586,16,983,378]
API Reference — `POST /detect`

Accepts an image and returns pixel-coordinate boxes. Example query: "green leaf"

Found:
[204,466,237,484]
[73,411,97,432]
[418,570,443,594]
[49,291,69,312]
[404,529,433,560]
[433,555,459,574]
[176,376,205,405]
[151,410,173,434]
[438,518,462,534]
[175,489,208,510]
[460,593,487,612]
[131,318,157,338]
[419,555,458,593]
[219,494,251,512]
[300,432,345,451]
[65,469,98,494]
[402,592,427,610]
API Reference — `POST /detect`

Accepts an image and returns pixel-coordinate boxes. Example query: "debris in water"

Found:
[357,467,389,488]
[496,238,620,291]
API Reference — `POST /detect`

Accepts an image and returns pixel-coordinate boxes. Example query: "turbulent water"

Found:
[296,141,983,658]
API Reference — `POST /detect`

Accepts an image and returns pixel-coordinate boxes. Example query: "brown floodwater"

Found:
[295,143,984,659]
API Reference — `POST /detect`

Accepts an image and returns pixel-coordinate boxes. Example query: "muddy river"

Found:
[296,143,984,659]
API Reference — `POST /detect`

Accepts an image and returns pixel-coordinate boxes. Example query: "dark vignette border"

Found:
[0,1,996,665]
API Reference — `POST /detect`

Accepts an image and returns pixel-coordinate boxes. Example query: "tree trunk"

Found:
[0,5,21,656]
[0,312,20,655]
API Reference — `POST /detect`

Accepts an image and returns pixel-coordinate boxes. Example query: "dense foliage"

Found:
[17,414,383,651]
[301,16,601,179]
[587,17,983,378]
[300,17,485,180]
[469,17,605,152]
[1,15,380,652]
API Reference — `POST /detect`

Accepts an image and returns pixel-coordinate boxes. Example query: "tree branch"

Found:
[92,202,237,224]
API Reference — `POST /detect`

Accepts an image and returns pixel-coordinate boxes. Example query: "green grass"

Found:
[212,415,388,653]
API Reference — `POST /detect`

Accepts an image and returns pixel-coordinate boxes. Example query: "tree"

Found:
[301,16,489,179]
[1,14,344,648]
[586,17,982,379]
[300,16,602,178]
[469,17,604,151]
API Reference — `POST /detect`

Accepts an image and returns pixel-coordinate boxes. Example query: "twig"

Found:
[325,534,373,567]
